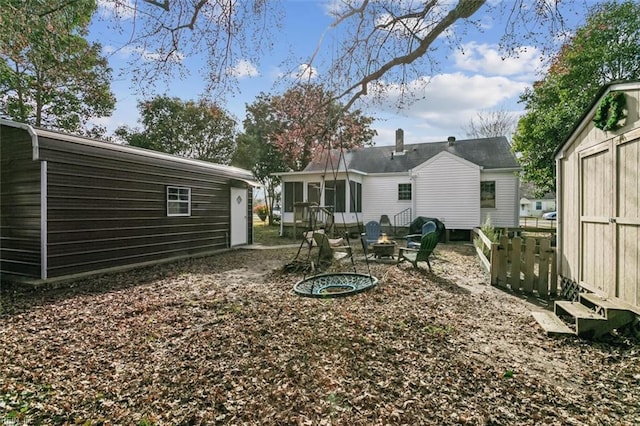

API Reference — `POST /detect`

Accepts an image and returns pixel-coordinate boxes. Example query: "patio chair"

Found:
[406,221,437,249]
[360,220,381,256]
[313,232,352,262]
[397,230,439,271]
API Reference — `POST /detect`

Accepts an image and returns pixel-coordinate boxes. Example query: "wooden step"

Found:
[555,301,604,320]
[579,292,631,315]
[531,311,575,336]
[554,301,608,339]
[579,293,636,329]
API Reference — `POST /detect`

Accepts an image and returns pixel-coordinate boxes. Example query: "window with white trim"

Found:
[398,183,412,201]
[167,186,191,216]
[480,181,496,208]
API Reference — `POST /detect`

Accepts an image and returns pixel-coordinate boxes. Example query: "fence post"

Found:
[522,238,536,292]
[538,239,551,297]
[490,241,500,286]
[510,237,522,291]
[549,247,558,296]
[497,235,508,287]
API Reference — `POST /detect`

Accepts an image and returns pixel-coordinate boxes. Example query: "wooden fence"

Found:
[474,229,558,297]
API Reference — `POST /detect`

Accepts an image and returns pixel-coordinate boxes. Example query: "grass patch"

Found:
[253,219,299,246]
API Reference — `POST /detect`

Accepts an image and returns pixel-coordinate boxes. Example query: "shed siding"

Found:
[37,137,239,278]
[558,85,640,310]
[362,175,411,225]
[481,171,519,228]
[414,154,480,229]
[0,127,41,279]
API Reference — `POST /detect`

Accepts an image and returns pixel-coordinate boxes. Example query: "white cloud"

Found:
[295,63,318,80]
[454,42,543,77]
[227,59,260,78]
[270,63,318,82]
[366,72,528,143]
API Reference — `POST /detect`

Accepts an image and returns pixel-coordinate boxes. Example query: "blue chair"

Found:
[360,220,381,256]
[406,221,436,249]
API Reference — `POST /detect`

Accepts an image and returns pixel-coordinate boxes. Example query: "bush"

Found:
[474,216,499,259]
[254,204,268,221]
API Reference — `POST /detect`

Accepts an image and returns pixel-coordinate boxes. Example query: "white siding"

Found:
[413,152,480,230]
[361,174,412,225]
[481,171,519,227]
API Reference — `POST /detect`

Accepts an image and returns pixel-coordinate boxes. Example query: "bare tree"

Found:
[99,0,580,105]
[464,109,519,139]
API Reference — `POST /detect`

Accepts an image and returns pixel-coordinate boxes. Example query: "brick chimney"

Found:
[395,128,404,152]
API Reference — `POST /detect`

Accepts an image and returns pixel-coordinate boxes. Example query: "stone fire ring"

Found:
[293,273,379,298]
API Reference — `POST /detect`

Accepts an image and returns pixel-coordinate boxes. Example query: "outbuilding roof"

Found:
[303,136,519,174]
[1,119,258,184]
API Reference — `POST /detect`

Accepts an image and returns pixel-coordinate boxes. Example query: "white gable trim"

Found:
[412,150,482,174]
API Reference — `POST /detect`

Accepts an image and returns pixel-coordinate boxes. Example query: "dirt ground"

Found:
[1,243,639,425]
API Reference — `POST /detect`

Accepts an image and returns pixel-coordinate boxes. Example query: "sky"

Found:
[88,1,592,147]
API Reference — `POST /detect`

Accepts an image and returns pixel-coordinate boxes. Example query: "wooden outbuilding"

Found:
[555,81,640,313]
[1,119,257,285]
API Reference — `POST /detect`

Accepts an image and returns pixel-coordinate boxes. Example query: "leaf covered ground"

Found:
[1,243,639,425]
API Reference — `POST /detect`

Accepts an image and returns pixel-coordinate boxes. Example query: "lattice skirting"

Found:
[560,276,584,301]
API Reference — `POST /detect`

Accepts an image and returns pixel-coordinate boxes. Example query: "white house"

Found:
[519,182,556,217]
[278,130,520,238]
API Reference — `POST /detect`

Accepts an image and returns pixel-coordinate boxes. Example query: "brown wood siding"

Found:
[0,127,42,279]
[37,137,245,278]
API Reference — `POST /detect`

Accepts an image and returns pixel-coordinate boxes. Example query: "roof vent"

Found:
[447,136,456,146]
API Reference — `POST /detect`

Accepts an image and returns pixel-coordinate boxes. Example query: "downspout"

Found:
[555,154,564,284]
[22,123,47,280]
[409,169,416,220]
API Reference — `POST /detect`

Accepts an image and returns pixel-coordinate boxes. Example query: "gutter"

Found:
[1,119,47,279]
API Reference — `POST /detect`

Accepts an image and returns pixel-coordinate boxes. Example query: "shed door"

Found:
[615,136,640,308]
[579,142,614,295]
[230,187,248,246]
[579,136,640,307]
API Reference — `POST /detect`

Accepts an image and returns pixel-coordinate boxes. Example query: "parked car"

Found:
[542,211,557,220]
[272,205,281,222]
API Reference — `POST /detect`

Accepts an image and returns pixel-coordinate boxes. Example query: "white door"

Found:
[230,187,248,246]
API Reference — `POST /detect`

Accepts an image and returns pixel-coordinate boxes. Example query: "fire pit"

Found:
[372,233,396,259]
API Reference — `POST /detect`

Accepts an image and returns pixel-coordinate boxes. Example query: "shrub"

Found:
[474,216,499,259]
[253,204,268,221]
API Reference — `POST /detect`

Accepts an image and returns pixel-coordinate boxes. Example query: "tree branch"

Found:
[339,0,486,111]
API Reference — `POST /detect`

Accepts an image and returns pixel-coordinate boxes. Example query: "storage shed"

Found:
[1,119,257,284]
[555,81,640,312]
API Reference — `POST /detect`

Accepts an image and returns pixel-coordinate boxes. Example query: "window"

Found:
[350,181,362,213]
[324,180,346,212]
[535,201,542,210]
[480,181,496,208]
[308,182,321,205]
[167,186,191,216]
[284,181,303,212]
[398,183,412,201]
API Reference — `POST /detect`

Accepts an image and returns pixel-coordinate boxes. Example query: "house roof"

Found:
[1,119,258,184]
[303,136,519,174]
